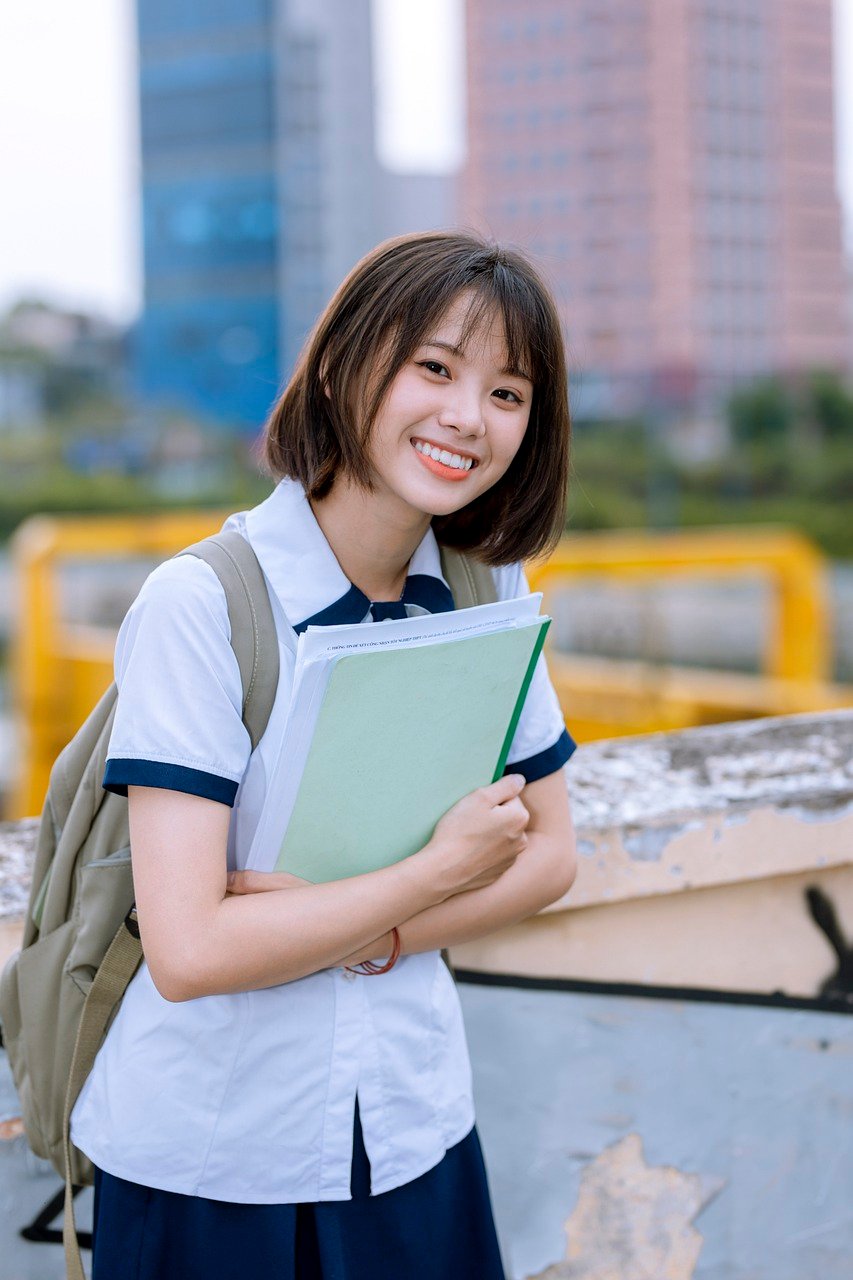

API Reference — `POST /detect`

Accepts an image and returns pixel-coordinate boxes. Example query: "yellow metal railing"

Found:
[528,525,831,681]
[10,512,232,818]
[527,525,851,740]
[7,516,852,819]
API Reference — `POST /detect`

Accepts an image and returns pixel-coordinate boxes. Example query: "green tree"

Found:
[726,378,794,446]
[806,369,853,442]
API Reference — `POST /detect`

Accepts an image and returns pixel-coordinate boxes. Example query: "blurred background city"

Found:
[1,4,853,1276]
[1,0,852,814]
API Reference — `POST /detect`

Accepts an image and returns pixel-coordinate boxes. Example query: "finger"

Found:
[483,773,527,804]
[273,871,313,888]
[225,870,309,894]
[493,799,528,837]
[225,871,269,895]
[502,797,530,825]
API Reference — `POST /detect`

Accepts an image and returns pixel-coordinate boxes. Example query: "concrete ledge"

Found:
[549,707,853,910]
[2,711,852,996]
[0,818,37,923]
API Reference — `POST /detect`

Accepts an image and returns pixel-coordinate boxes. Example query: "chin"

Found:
[410,485,475,518]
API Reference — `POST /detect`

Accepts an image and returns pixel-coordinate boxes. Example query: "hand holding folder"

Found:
[247,598,551,881]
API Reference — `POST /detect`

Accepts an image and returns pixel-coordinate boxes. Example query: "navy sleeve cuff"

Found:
[504,727,577,785]
[103,759,239,807]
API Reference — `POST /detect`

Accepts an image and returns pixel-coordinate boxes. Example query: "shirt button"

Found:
[341,967,358,982]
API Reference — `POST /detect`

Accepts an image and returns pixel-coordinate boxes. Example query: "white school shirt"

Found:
[71,477,575,1203]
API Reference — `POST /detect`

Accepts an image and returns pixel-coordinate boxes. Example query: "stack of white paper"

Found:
[246,594,546,876]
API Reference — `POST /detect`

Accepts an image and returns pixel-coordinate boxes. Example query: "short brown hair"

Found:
[262,230,570,566]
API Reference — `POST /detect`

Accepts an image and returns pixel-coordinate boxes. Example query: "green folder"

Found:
[275,618,550,881]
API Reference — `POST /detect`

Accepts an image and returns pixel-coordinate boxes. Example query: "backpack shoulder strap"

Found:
[63,912,142,1280]
[438,546,498,609]
[178,530,282,752]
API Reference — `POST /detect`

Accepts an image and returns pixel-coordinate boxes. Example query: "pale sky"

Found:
[0,0,851,324]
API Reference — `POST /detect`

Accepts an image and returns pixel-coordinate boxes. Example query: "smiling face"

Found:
[362,290,533,522]
[265,231,570,566]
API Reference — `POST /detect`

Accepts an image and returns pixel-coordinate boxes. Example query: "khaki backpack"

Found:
[0,529,495,1279]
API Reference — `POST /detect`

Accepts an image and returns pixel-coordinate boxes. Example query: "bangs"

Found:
[382,252,553,396]
[452,273,545,387]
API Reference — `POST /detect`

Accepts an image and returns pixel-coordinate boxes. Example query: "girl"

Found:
[71,231,578,1279]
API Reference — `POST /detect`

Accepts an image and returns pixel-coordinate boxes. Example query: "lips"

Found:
[410,439,477,481]
[410,438,480,468]
[410,437,480,464]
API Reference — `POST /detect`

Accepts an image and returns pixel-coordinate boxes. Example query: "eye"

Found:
[492,388,524,405]
[418,359,451,378]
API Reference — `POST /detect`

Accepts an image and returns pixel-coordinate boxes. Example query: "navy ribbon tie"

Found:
[294,573,455,633]
[370,601,408,622]
[370,576,454,621]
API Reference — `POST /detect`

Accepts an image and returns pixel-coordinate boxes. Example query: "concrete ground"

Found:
[1,982,851,1280]
[0,1051,91,1280]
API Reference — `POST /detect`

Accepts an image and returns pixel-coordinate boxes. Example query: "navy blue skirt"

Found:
[90,1101,506,1280]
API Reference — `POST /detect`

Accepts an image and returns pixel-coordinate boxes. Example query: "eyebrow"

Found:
[423,339,533,383]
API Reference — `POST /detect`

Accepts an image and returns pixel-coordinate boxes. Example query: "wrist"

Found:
[342,930,396,967]
[345,926,402,976]
[396,843,452,909]
[404,839,458,911]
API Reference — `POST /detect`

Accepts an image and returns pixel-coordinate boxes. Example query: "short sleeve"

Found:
[102,556,252,807]
[493,562,577,785]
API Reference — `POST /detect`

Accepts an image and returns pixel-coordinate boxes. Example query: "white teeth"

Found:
[413,440,475,471]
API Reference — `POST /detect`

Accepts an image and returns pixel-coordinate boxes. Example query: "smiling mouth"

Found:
[410,439,479,474]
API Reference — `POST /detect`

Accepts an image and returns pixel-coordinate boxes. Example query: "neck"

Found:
[309,476,431,602]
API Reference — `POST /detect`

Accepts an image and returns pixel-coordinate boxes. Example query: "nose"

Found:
[436,387,486,439]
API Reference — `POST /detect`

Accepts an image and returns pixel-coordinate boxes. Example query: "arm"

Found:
[128,773,527,1001]
[341,769,576,965]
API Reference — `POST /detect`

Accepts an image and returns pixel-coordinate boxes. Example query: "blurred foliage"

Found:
[727,379,795,445]
[0,301,273,539]
[0,393,272,543]
[807,368,853,441]
[567,411,853,559]
[1,373,852,559]
[726,368,853,448]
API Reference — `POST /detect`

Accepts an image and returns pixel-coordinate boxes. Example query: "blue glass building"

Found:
[134,0,450,432]
[135,1,282,429]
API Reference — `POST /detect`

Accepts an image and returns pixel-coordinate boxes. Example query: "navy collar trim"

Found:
[293,574,455,635]
[293,583,369,635]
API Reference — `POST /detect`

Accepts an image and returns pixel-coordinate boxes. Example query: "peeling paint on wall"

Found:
[526,1133,725,1280]
[624,822,702,862]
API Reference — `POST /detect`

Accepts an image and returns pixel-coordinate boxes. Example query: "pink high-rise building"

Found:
[463,0,848,421]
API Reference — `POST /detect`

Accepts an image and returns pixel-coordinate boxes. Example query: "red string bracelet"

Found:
[345,927,401,976]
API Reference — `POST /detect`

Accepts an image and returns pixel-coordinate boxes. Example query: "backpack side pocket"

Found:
[66,846,135,997]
